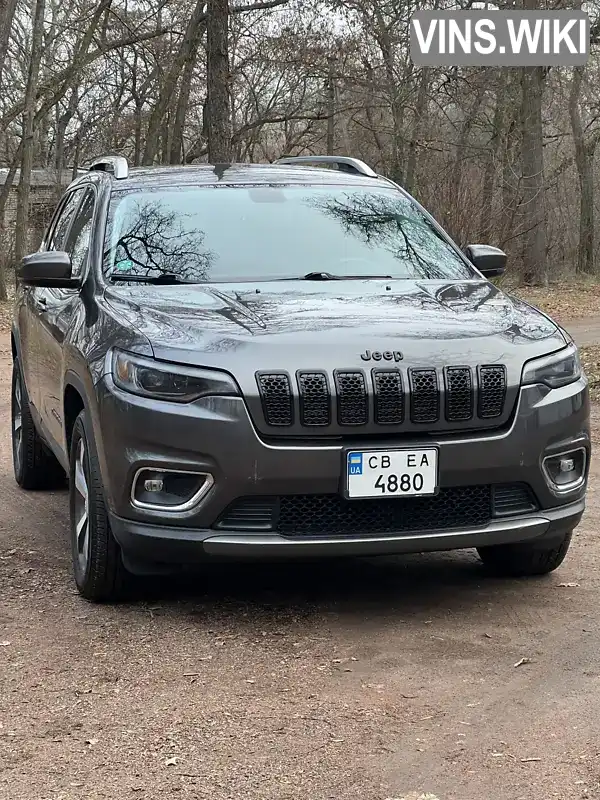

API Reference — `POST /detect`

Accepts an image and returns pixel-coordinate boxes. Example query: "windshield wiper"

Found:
[108,272,194,285]
[284,272,393,281]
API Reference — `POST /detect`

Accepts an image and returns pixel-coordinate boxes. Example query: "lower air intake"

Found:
[214,484,537,537]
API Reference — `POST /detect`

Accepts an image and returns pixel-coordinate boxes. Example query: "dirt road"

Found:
[1,331,599,800]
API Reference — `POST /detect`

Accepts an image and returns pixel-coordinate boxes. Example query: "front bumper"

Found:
[109,498,584,569]
[93,374,590,567]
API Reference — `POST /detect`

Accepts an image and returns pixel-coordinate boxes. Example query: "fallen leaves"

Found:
[385,794,440,800]
[512,281,600,323]
[579,346,600,402]
[0,302,12,333]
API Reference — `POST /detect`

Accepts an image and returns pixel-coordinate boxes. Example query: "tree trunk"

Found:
[363,59,386,172]
[448,78,486,243]
[372,13,403,182]
[479,71,507,243]
[55,87,78,190]
[0,0,17,89]
[405,67,429,196]
[133,98,143,166]
[500,114,519,248]
[326,55,336,156]
[569,65,595,275]
[169,48,198,164]
[71,134,80,181]
[15,0,46,264]
[36,111,50,166]
[206,0,231,163]
[520,65,546,284]
[0,141,23,300]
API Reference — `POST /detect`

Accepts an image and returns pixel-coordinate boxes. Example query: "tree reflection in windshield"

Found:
[102,186,476,284]
[308,191,471,281]
[104,198,214,282]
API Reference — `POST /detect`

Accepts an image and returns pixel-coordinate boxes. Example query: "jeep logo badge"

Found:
[360,350,403,362]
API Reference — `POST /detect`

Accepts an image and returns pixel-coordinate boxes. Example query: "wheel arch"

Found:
[63,369,111,505]
[11,324,22,363]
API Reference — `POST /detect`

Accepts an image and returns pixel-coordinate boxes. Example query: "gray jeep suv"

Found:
[11,154,590,602]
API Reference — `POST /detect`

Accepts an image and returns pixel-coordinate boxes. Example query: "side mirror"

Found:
[465,244,507,278]
[18,251,80,289]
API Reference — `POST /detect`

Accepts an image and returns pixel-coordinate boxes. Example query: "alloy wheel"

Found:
[73,437,90,573]
[12,372,23,475]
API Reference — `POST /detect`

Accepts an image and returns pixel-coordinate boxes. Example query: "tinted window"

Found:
[48,189,85,251]
[65,188,95,277]
[103,186,475,283]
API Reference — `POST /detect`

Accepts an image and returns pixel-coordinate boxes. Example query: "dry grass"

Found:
[581,345,600,402]
[0,302,11,333]
[509,280,600,324]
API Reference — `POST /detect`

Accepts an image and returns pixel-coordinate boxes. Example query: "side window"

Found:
[64,188,95,278]
[47,189,85,252]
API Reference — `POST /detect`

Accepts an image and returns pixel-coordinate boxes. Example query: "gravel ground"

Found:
[1,332,600,800]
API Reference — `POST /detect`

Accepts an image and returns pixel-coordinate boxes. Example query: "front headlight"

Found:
[521,344,582,389]
[112,350,239,402]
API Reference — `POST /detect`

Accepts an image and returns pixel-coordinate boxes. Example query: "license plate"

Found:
[346,448,438,499]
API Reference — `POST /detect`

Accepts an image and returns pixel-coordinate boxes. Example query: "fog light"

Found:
[144,478,164,492]
[131,468,214,511]
[542,448,587,493]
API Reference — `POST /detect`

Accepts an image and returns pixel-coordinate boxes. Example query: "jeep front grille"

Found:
[255,364,508,430]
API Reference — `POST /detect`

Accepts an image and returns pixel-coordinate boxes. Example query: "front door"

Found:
[36,186,96,451]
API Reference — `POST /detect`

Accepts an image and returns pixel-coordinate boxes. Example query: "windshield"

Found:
[103,185,477,283]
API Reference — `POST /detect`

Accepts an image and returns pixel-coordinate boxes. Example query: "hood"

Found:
[104,279,566,372]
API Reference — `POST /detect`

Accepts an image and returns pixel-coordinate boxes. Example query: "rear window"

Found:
[103,185,476,283]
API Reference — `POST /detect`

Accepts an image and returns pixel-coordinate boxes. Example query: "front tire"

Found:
[69,410,130,602]
[11,359,65,490]
[477,532,573,577]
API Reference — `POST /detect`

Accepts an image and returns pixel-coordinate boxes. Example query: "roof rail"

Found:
[87,155,129,180]
[274,155,378,179]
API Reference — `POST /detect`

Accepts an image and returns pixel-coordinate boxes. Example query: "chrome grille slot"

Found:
[409,368,440,423]
[256,373,293,426]
[298,372,331,426]
[478,365,507,418]
[335,371,368,425]
[445,367,473,421]
[373,369,404,424]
